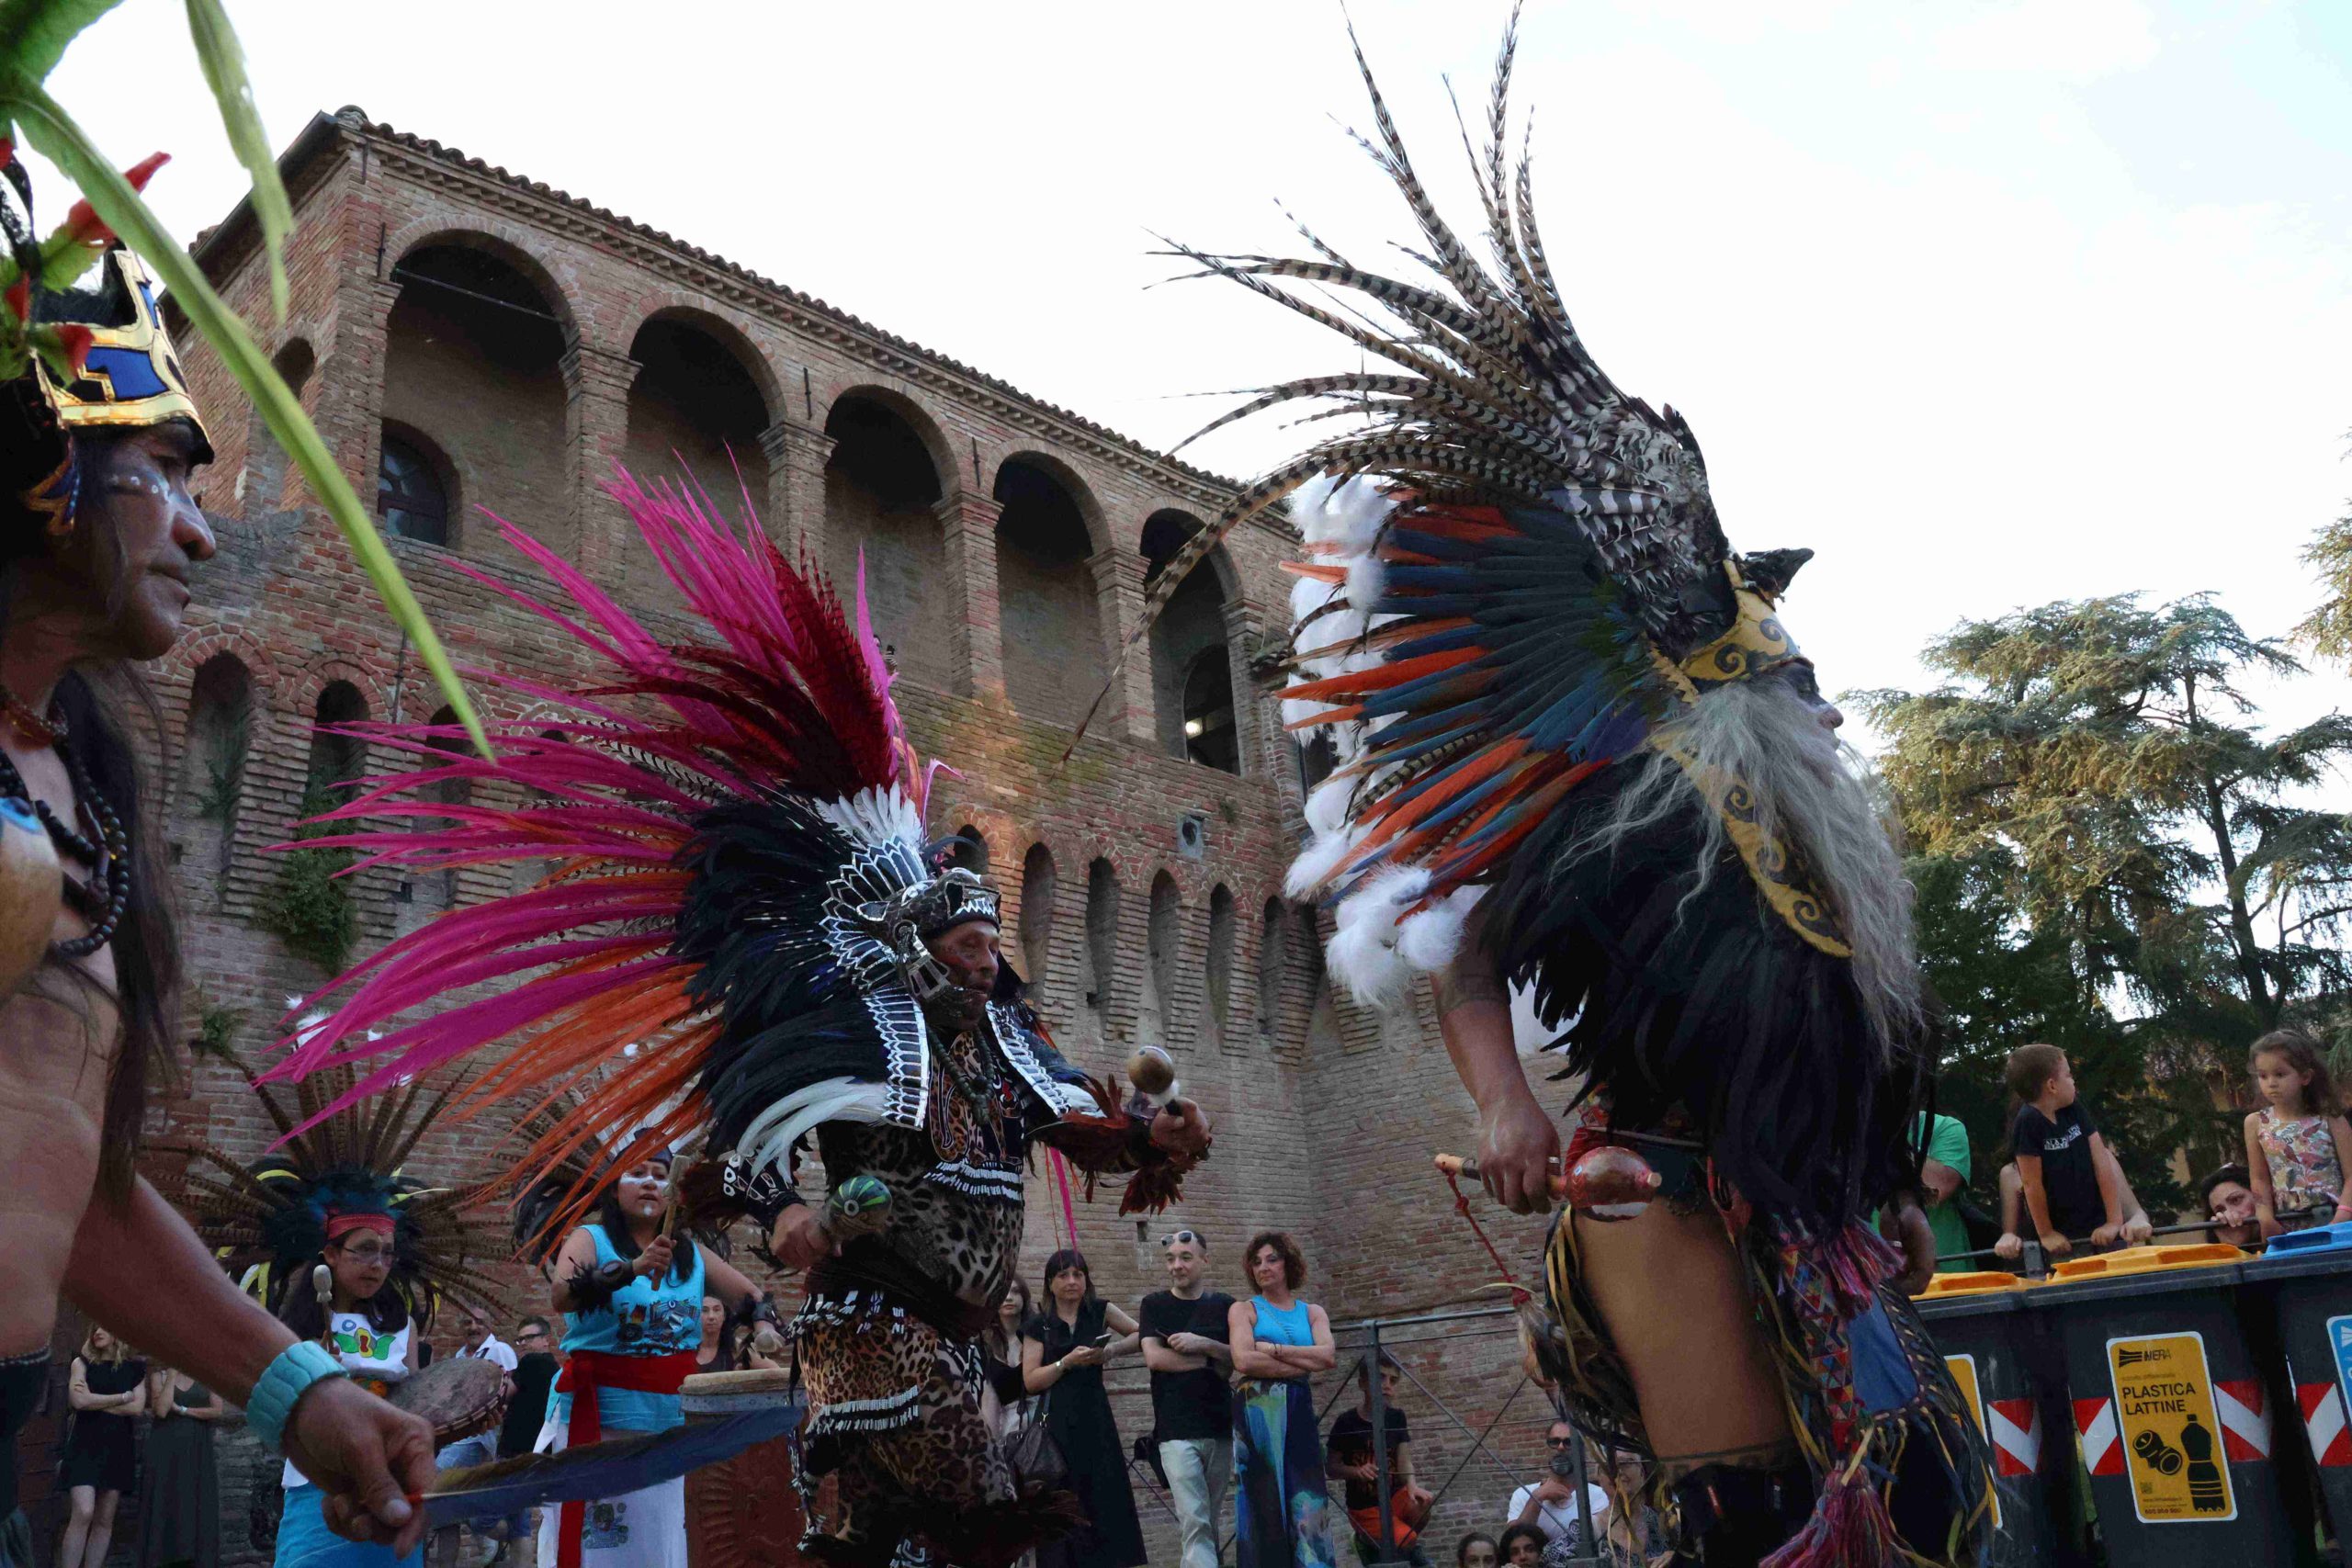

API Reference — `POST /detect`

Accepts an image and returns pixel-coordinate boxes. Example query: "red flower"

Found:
[5,276,26,326]
[57,153,171,250]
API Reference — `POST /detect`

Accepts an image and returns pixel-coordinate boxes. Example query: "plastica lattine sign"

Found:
[2107,1333,2234,1523]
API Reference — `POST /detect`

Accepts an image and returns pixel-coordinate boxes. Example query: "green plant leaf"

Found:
[7,81,490,755]
[0,0,120,85]
[181,0,287,318]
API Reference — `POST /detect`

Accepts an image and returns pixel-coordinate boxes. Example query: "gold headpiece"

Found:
[1674,559,1802,694]
[39,249,211,456]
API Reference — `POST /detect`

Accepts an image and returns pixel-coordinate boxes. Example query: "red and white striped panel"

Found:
[2217,1379,2273,1462]
[2075,1396,2121,1477]
[2301,1382,2352,1468]
[1987,1397,2041,1478]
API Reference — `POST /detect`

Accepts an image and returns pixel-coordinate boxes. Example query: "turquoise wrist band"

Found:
[247,1341,345,1450]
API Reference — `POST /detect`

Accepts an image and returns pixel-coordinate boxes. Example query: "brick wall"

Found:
[23,107,1577,1567]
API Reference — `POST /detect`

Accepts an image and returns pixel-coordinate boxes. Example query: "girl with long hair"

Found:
[1227,1233,1337,1568]
[2244,1028,2352,1235]
[1020,1250,1144,1568]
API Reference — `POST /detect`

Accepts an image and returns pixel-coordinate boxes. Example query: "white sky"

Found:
[30,0,2352,746]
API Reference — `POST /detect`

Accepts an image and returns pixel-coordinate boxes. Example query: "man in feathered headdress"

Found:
[1117,15,1992,1567]
[0,162,439,1562]
[265,472,1210,1568]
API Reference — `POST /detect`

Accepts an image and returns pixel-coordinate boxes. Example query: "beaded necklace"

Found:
[0,706,130,959]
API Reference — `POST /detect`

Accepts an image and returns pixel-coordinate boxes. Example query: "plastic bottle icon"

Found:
[2179,1414,2226,1513]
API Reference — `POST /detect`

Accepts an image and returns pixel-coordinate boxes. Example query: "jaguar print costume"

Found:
[781,1004,1152,1568]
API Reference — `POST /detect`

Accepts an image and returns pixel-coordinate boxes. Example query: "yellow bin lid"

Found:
[1919,1269,2027,1299]
[2043,1243,2242,1283]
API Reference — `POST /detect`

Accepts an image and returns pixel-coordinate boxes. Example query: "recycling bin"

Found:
[1915,1271,2072,1565]
[2242,1220,2352,1546]
[2030,1243,2294,1564]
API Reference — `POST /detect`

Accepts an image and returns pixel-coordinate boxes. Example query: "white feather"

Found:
[1284,825,1364,897]
[1326,919,1409,1005]
[815,785,922,847]
[1397,885,1483,973]
[1305,777,1353,838]
[740,1077,893,1178]
[1281,696,1326,730]
[1293,473,1344,544]
[1345,551,1385,615]
[1291,572,1337,626]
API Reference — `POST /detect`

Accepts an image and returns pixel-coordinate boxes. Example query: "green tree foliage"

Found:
[256,782,356,976]
[2297,510,2352,668]
[1859,594,2352,1205]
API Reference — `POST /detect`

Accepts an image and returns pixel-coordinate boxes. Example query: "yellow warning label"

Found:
[2107,1332,2235,1524]
[1942,1355,2001,1529]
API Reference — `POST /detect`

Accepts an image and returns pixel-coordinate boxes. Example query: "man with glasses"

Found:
[1505,1423,1608,1556]
[1138,1229,1234,1568]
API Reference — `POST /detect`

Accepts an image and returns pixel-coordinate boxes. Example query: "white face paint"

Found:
[617,1159,671,1218]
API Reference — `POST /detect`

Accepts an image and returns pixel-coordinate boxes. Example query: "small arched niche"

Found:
[383,242,570,553]
[1019,842,1057,987]
[1204,884,1236,1051]
[1140,871,1181,1046]
[243,337,314,514]
[992,457,1103,728]
[823,393,948,689]
[1143,511,1239,774]
[303,681,370,808]
[1075,857,1120,1052]
[174,653,254,908]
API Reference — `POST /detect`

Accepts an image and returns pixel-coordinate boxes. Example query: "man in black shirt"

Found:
[499,1317,561,1460]
[1138,1229,1234,1568]
[1329,1355,1433,1564]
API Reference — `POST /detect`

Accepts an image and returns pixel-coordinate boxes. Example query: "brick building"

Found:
[20,109,1563,1563]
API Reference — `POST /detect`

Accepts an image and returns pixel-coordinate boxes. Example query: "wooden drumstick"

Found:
[1433,1152,1567,1199]
[0,797,61,1001]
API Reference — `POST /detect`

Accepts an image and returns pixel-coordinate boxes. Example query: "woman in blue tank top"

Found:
[537,1145,776,1568]
[1227,1232,1337,1568]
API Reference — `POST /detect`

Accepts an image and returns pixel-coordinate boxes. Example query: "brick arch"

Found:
[1141,506,1243,604]
[162,626,288,767]
[381,220,584,346]
[991,447,1111,558]
[625,298,785,423]
[819,380,958,498]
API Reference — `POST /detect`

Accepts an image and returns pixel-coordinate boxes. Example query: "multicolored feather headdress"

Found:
[164,1055,507,1325]
[263,471,1100,1224]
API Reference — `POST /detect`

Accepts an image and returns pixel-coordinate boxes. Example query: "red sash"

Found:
[553,1348,696,1568]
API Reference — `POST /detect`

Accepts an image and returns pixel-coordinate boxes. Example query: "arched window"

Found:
[947,823,989,875]
[992,457,1102,727]
[1256,898,1285,1043]
[824,394,947,687]
[305,682,369,802]
[378,434,450,546]
[1181,650,1238,774]
[175,654,254,909]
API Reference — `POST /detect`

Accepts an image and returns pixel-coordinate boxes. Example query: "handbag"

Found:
[1002,1393,1066,1495]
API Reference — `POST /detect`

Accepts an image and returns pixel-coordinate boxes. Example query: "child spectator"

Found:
[1328,1354,1433,1566]
[2242,1028,2352,1235]
[2001,1043,2124,1258]
[1453,1534,1498,1568]
[2199,1164,2262,1248]
[1994,1135,2151,1262]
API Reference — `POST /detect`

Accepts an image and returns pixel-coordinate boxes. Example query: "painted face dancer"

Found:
[0,200,436,1564]
[1130,17,1992,1566]
[265,471,1211,1568]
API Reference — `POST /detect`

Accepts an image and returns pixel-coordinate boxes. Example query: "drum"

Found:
[390,1357,507,1447]
[681,1369,813,1568]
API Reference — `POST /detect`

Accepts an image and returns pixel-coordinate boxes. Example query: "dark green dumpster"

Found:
[1915,1270,2066,1566]
[2032,1244,2295,1563]
[2242,1220,2352,1545]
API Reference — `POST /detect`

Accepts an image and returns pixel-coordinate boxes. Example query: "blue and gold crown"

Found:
[10,247,212,538]
[40,248,212,455]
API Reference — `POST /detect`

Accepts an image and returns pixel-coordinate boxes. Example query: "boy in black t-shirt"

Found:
[2003,1043,2123,1258]
[1138,1230,1236,1568]
[1328,1355,1434,1566]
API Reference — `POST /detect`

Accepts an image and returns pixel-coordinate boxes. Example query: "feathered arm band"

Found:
[1036,1077,1207,1215]
[564,1258,634,1317]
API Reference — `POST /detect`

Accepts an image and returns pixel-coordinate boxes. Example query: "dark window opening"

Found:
[378,434,449,545]
[1181,650,1238,774]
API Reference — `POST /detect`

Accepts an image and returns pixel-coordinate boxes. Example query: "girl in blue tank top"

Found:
[537,1146,778,1568]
